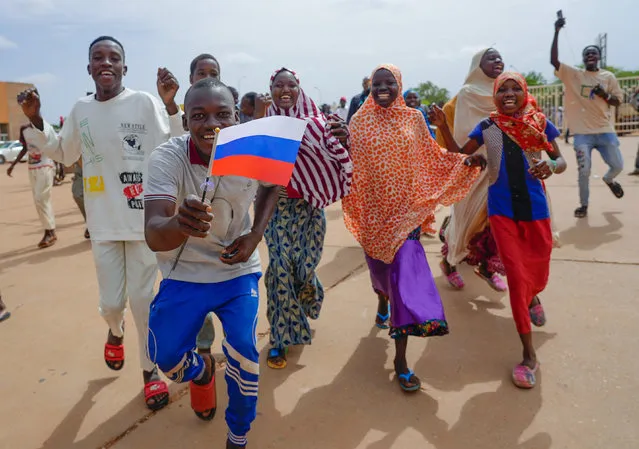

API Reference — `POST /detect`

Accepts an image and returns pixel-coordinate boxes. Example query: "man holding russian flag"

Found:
[143,77,306,449]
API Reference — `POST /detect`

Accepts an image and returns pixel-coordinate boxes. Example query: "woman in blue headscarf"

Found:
[404,90,435,137]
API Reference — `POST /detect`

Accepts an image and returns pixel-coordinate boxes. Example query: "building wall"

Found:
[0,81,35,140]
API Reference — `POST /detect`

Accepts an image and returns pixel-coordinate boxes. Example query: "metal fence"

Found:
[529,76,639,135]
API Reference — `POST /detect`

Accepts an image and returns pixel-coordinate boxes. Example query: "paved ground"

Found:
[1,137,637,449]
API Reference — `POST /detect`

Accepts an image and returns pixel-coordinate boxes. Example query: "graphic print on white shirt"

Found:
[120,122,147,162]
[31,88,185,240]
[119,170,145,210]
[80,117,103,166]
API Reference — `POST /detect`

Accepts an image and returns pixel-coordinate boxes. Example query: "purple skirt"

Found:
[366,232,449,339]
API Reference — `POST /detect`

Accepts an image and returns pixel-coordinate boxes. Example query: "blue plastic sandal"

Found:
[267,347,288,370]
[398,370,421,392]
[375,305,390,329]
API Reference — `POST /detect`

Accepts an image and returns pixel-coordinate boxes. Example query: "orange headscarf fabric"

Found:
[490,72,553,153]
[342,64,482,264]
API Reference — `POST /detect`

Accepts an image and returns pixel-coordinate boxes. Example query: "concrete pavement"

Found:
[0,137,637,449]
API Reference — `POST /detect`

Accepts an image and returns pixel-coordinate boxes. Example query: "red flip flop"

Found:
[190,357,216,421]
[104,343,125,371]
[144,379,169,411]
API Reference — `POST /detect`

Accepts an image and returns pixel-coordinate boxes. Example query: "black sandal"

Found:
[574,206,588,218]
[605,181,624,199]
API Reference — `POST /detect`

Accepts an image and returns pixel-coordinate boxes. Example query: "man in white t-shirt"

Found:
[551,17,624,218]
[335,96,348,121]
[18,35,184,411]
[7,123,57,248]
[144,78,279,448]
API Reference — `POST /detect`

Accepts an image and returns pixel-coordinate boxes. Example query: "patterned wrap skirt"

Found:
[265,197,326,348]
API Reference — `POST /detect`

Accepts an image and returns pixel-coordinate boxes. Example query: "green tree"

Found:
[601,66,639,78]
[523,71,547,86]
[413,81,450,106]
[574,64,639,77]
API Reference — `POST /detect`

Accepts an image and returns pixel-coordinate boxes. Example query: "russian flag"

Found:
[210,116,307,186]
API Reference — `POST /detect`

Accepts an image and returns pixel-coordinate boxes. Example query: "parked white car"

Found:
[0,141,27,164]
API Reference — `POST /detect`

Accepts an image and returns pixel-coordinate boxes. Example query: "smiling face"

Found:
[495,79,526,116]
[185,85,238,157]
[271,71,300,110]
[371,68,399,108]
[404,91,420,108]
[190,58,220,84]
[480,49,505,79]
[583,47,600,71]
[88,40,126,96]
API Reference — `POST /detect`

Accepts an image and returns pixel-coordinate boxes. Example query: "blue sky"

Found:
[0,0,635,123]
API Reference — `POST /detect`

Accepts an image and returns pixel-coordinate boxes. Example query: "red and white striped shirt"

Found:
[267,69,352,209]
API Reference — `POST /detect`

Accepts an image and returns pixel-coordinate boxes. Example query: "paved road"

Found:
[1,137,637,449]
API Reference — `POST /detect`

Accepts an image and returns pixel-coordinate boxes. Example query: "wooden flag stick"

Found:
[167,128,221,279]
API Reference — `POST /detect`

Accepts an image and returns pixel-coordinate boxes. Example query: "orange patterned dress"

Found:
[342,64,482,264]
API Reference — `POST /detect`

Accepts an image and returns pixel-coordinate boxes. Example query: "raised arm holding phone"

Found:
[550,10,625,218]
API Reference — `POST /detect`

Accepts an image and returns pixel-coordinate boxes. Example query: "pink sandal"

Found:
[474,268,508,292]
[440,261,464,289]
[512,362,539,389]
[529,299,546,327]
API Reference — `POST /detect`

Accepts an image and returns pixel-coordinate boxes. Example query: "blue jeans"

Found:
[574,133,623,206]
[148,274,261,447]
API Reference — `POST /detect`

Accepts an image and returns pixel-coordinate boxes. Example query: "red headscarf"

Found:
[490,72,552,153]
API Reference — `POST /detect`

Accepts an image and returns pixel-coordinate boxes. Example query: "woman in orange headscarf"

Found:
[430,72,567,390]
[343,64,485,392]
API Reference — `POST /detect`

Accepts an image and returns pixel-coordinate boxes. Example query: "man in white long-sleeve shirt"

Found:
[18,35,184,411]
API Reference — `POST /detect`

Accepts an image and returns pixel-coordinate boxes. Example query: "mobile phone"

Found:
[557,10,563,19]
[222,250,239,259]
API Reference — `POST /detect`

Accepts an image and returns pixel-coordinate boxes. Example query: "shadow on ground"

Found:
[39,377,123,449]
[559,211,623,251]
[251,291,556,449]
[0,240,89,275]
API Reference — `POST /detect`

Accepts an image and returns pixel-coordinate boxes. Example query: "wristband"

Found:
[548,160,557,173]
[605,93,611,101]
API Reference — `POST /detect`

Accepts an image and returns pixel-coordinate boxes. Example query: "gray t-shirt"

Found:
[145,135,268,283]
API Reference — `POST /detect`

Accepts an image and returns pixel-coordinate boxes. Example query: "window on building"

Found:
[0,123,8,142]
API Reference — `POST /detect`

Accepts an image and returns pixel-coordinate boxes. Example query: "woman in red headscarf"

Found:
[430,72,567,389]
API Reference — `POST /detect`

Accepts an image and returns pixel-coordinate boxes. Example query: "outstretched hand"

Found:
[176,194,213,239]
[529,158,553,180]
[156,67,180,107]
[554,17,566,31]
[464,154,487,171]
[17,87,41,121]
[254,94,273,119]
[326,114,349,145]
[428,105,447,128]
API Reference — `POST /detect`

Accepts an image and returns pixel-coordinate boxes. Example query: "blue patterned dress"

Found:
[265,194,326,348]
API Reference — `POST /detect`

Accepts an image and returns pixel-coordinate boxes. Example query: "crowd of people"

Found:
[1,14,630,448]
